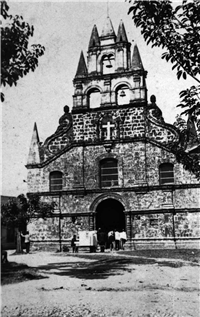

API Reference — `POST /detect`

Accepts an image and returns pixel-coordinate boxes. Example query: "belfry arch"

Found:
[95,198,125,233]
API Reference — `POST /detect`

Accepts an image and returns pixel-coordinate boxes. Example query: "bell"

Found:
[106,60,112,68]
[120,90,126,97]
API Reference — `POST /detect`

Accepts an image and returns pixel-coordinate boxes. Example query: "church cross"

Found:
[102,121,115,140]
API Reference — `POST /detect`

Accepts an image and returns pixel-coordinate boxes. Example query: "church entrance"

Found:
[96,198,125,233]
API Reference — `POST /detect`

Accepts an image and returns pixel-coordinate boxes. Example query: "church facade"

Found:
[26,17,200,250]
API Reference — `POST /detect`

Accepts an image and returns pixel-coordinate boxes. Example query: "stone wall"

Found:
[72,107,145,142]
[27,214,91,251]
[27,141,199,194]
[26,115,200,250]
[131,212,200,239]
[27,208,200,251]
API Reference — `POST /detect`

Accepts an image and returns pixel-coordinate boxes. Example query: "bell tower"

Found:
[72,16,147,111]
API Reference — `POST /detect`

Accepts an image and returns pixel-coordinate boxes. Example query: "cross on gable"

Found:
[102,121,115,140]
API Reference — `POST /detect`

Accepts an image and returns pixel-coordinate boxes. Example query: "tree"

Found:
[1,194,55,254]
[128,0,200,117]
[128,0,200,179]
[173,115,200,180]
[1,1,45,102]
[174,113,198,144]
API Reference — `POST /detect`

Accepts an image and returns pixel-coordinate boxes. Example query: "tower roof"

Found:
[88,24,100,49]
[75,51,87,78]
[116,20,128,43]
[101,16,116,38]
[132,44,144,70]
[27,122,40,165]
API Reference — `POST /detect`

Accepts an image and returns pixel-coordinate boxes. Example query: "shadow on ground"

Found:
[2,249,199,284]
[36,256,155,280]
[1,262,48,285]
[35,253,193,280]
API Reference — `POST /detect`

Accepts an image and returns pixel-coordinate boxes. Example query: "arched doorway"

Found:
[96,198,125,233]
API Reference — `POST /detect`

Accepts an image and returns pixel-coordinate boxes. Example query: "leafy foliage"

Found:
[128,0,200,179]
[1,194,55,253]
[178,85,200,118]
[172,146,200,180]
[173,114,187,132]
[172,114,200,179]
[1,194,54,228]
[128,0,200,115]
[1,1,45,101]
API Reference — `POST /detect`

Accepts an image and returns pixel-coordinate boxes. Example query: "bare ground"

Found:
[1,249,200,317]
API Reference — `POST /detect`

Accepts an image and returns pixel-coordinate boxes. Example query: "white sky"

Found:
[1,0,196,196]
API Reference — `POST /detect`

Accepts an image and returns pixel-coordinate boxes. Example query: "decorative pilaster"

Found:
[89,213,95,231]
[125,212,132,240]
[162,189,174,208]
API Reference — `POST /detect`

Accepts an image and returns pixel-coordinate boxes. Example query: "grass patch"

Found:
[120,249,200,263]
[64,249,200,263]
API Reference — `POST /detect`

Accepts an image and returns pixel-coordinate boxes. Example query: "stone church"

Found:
[26,16,200,250]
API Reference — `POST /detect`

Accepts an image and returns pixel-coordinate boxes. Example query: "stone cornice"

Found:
[30,207,200,219]
[71,101,147,114]
[73,68,144,84]
[26,137,178,169]
[27,183,200,197]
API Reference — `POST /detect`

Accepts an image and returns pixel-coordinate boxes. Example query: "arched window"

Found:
[50,171,63,191]
[159,163,174,185]
[116,85,130,105]
[88,88,101,109]
[100,159,118,188]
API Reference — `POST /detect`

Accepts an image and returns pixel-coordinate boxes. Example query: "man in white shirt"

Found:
[114,230,120,250]
[108,230,115,251]
[21,231,30,254]
[120,229,127,250]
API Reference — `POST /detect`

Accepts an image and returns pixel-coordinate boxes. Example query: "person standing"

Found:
[114,229,120,251]
[71,235,78,253]
[21,231,30,254]
[108,230,115,251]
[120,229,127,250]
[97,228,107,252]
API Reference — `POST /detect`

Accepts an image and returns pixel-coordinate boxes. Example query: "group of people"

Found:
[70,229,127,253]
[97,228,127,252]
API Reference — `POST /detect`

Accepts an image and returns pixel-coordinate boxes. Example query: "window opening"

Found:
[116,85,130,105]
[102,54,114,74]
[50,171,63,191]
[88,88,101,109]
[159,163,174,185]
[100,159,118,187]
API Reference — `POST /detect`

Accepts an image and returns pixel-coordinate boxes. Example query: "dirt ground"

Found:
[1,249,200,317]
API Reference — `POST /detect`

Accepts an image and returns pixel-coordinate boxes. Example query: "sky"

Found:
[1,0,196,197]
